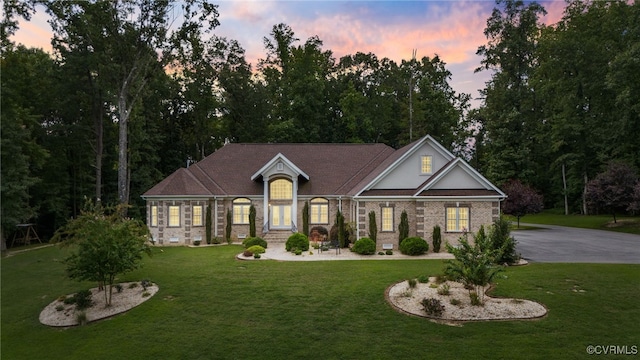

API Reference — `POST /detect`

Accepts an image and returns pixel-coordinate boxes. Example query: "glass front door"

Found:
[271,205,291,229]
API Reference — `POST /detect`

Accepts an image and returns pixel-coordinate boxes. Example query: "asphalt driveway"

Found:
[512,224,640,264]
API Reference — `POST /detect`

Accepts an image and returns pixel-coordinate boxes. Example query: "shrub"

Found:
[368,211,377,243]
[128,282,138,289]
[294,249,302,255]
[398,210,409,243]
[421,298,445,317]
[243,250,253,257]
[73,289,93,310]
[286,233,309,252]
[407,278,417,288]
[141,279,152,290]
[385,249,393,255]
[254,253,261,259]
[193,240,201,246]
[450,298,462,306]
[142,291,150,298]
[249,205,257,237]
[417,275,430,283]
[470,291,482,306]
[243,237,268,249]
[490,216,519,265]
[352,237,376,255]
[115,284,123,293]
[432,225,442,253]
[378,251,385,255]
[55,305,65,311]
[437,283,450,295]
[399,237,429,255]
[246,245,265,254]
[76,311,88,326]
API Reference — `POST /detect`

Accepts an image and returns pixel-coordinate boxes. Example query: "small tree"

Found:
[368,211,377,243]
[336,210,346,248]
[52,202,151,307]
[302,201,309,236]
[205,203,212,244]
[501,179,544,228]
[490,216,518,265]
[629,182,640,214]
[249,205,256,237]
[586,162,638,223]
[444,228,503,305]
[398,210,409,244]
[432,225,442,253]
[225,209,232,243]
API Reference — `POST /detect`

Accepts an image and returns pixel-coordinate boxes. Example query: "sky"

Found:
[11,0,566,109]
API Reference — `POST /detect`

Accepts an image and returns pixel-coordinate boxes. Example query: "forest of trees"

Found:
[2,0,639,241]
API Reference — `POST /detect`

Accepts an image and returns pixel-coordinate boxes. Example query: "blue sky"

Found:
[12,1,566,108]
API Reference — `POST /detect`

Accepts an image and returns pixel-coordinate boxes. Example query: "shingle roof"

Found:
[143,142,396,197]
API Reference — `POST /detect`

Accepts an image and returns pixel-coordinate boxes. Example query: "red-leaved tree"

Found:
[501,179,544,228]
[586,162,638,223]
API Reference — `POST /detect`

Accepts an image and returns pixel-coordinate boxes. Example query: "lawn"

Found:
[2,245,639,359]
[507,210,640,235]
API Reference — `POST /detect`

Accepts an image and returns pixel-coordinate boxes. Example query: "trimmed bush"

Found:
[432,225,442,253]
[243,237,268,249]
[285,233,309,252]
[246,245,265,254]
[399,237,429,255]
[243,250,253,257]
[352,237,376,255]
[421,298,445,317]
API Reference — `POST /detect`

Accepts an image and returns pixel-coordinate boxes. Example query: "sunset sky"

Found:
[11,1,566,108]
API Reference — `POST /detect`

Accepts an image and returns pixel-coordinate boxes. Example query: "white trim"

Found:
[414,158,507,198]
[250,153,310,181]
[356,135,455,196]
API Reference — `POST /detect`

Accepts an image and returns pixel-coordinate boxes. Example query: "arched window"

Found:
[233,198,251,224]
[270,179,292,200]
[310,198,329,224]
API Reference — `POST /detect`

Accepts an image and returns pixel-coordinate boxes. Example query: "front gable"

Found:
[416,158,506,197]
[251,153,310,182]
[365,135,455,191]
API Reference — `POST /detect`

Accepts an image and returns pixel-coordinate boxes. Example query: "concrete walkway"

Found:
[513,224,640,264]
[252,242,453,261]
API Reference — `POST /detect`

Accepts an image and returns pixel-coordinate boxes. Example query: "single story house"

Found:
[142,135,506,249]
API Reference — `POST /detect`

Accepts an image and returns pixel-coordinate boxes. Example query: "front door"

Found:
[271,205,291,229]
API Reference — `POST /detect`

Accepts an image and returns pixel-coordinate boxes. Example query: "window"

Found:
[381,207,394,232]
[168,205,180,227]
[421,155,433,174]
[150,205,158,227]
[270,179,292,200]
[233,198,251,224]
[446,207,469,232]
[192,205,203,226]
[310,198,329,224]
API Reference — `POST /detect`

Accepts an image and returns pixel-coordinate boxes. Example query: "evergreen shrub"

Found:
[243,237,268,249]
[399,237,429,255]
[352,237,376,255]
[286,233,309,252]
[246,245,265,254]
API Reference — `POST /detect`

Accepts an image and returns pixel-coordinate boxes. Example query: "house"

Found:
[141,135,506,249]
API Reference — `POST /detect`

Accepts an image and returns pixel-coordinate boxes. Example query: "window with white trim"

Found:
[168,205,180,227]
[192,205,203,226]
[446,207,469,232]
[233,198,251,224]
[150,205,158,227]
[270,179,292,200]
[421,155,433,174]
[381,207,394,232]
[310,198,329,224]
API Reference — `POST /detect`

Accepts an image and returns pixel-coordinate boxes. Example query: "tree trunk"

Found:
[117,94,129,208]
[562,163,568,215]
[582,173,589,215]
[95,99,103,205]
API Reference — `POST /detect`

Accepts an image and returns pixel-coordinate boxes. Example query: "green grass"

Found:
[3,245,639,359]
[507,211,640,235]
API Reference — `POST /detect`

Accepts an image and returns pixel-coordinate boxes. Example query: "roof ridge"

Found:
[334,146,395,194]
[190,163,227,195]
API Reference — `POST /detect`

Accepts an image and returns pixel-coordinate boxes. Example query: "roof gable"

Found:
[251,153,310,181]
[355,135,455,194]
[415,158,506,197]
[143,168,211,197]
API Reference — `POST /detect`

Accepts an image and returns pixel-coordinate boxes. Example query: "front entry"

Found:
[271,205,291,229]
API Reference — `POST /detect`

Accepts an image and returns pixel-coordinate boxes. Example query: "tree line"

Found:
[1,0,639,242]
